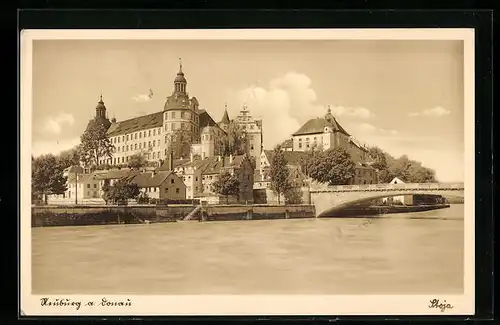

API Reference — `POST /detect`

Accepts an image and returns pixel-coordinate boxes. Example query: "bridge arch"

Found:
[308,183,464,217]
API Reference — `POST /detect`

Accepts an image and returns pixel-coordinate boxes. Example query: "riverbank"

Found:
[323,204,450,217]
[31,204,316,227]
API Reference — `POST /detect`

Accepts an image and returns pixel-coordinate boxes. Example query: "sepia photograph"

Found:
[20,29,474,316]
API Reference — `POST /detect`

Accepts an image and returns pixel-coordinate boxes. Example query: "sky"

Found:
[31,39,465,182]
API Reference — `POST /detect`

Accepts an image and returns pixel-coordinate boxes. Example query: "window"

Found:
[153,152,156,159]
[171,179,175,184]
[172,112,176,119]
[165,188,169,192]
[148,130,151,137]
[153,140,156,147]
[195,177,198,181]
[135,133,137,140]
[154,187,157,192]
[298,143,302,148]
[181,111,185,118]
[153,129,156,136]
[176,188,180,194]
[118,137,121,143]
[144,131,146,138]
[158,128,161,135]
[144,142,146,148]
[87,184,90,188]
[122,136,125,142]
[126,145,129,151]
[148,141,151,148]
[126,135,129,141]
[139,132,142,139]
[139,143,142,149]
[94,184,97,188]
[135,144,137,150]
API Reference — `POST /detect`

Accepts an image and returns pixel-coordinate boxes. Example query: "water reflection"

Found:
[32,205,464,294]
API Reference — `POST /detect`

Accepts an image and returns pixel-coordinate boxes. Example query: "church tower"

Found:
[218,103,231,133]
[163,59,201,159]
[173,58,187,94]
[93,94,111,130]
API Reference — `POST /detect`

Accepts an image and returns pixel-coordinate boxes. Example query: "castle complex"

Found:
[89,60,263,169]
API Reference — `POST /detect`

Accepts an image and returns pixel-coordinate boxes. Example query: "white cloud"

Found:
[347,122,398,138]
[232,72,375,149]
[32,137,81,157]
[408,106,451,117]
[330,106,375,119]
[132,94,152,102]
[43,112,75,135]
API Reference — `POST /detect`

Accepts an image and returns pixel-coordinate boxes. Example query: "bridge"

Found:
[308,182,465,217]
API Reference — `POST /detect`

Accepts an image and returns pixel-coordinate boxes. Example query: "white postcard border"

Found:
[20,28,475,316]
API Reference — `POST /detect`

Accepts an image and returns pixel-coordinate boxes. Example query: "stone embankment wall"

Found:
[32,204,316,227]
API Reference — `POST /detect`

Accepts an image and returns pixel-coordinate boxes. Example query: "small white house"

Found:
[382,177,414,205]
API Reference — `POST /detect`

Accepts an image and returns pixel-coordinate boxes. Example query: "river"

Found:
[31,204,464,295]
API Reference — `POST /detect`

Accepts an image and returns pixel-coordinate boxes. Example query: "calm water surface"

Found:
[32,204,464,294]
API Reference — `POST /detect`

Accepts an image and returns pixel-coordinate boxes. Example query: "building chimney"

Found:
[190,152,194,162]
[168,151,174,171]
[229,154,233,164]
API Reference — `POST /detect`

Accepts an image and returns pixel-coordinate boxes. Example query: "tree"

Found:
[366,146,437,183]
[284,187,303,204]
[79,120,114,167]
[32,154,68,204]
[105,178,140,205]
[269,145,291,205]
[368,146,388,171]
[127,153,148,170]
[305,147,356,185]
[56,146,81,170]
[225,120,247,156]
[211,171,240,204]
[167,129,193,159]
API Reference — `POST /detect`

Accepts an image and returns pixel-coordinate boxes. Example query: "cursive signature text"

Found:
[428,299,454,312]
[40,297,133,310]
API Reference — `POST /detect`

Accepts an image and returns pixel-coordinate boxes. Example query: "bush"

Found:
[137,192,150,204]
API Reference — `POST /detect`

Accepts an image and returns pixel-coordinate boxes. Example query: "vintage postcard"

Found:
[21,28,474,316]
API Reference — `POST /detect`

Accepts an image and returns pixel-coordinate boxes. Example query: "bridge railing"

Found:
[309,182,464,192]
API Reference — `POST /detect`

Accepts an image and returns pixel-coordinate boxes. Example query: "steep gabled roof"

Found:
[220,108,230,124]
[292,116,350,137]
[199,110,218,129]
[130,171,179,188]
[107,111,163,137]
